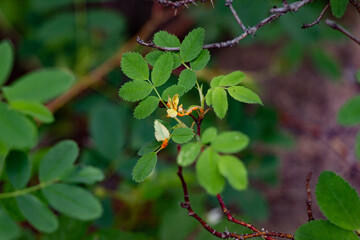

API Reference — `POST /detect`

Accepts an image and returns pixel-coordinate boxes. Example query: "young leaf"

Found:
[16,194,58,233]
[10,100,54,123]
[134,96,159,119]
[6,151,31,189]
[218,155,248,191]
[210,75,224,88]
[295,220,358,240]
[190,49,210,71]
[172,128,195,144]
[154,120,170,142]
[153,31,181,47]
[337,95,360,126]
[180,28,205,62]
[162,85,185,100]
[151,52,173,87]
[121,52,149,81]
[219,71,245,86]
[132,152,157,182]
[138,140,161,156]
[0,40,14,86]
[145,51,164,66]
[0,102,37,150]
[330,0,349,18]
[62,166,104,184]
[228,86,263,105]
[212,87,228,119]
[201,127,217,144]
[89,103,126,160]
[118,80,153,102]
[42,183,102,220]
[178,69,197,93]
[3,69,75,103]
[39,140,79,182]
[196,148,225,195]
[0,205,20,240]
[205,89,213,106]
[211,131,249,153]
[177,142,201,167]
[315,171,360,230]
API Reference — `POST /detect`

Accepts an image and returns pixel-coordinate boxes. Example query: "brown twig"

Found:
[138,0,315,50]
[46,5,173,113]
[155,0,207,8]
[305,172,315,221]
[225,0,247,33]
[302,3,329,29]
[350,0,360,14]
[325,19,360,45]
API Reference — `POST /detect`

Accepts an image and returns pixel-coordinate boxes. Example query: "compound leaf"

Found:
[330,0,349,18]
[220,71,245,86]
[118,80,153,102]
[190,49,210,71]
[134,96,159,119]
[0,40,14,86]
[315,171,360,230]
[201,127,217,144]
[16,194,58,233]
[0,205,20,240]
[138,140,161,156]
[151,52,173,87]
[210,75,224,88]
[178,69,197,93]
[177,142,201,167]
[42,183,102,220]
[132,152,157,182]
[172,128,194,144]
[154,120,170,142]
[218,155,248,191]
[228,86,263,105]
[212,87,228,119]
[161,85,185,100]
[121,52,149,81]
[153,31,180,47]
[6,151,31,189]
[211,131,249,154]
[10,100,54,123]
[62,166,104,184]
[180,28,205,62]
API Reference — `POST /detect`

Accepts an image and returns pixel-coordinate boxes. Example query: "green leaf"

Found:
[201,127,217,144]
[196,148,225,195]
[180,28,205,62]
[172,128,194,144]
[120,52,149,81]
[132,152,157,182]
[0,102,37,150]
[190,49,210,71]
[0,40,14,86]
[153,31,180,47]
[138,140,161,156]
[89,103,126,160]
[330,0,349,18]
[42,183,102,220]
[205,88,213,106]
[315,171,360,230]
[212,87,228,119]
[0,205,20,240]
[211,131,249,153]
[0,141,7,179]
[6,151,31,189]
[134,96,159,119]
[151,52,173,87]
[16,194,58,233]
[218,155,248,191]
[178,69,197,93]
[177,142,201,167]
[145,51,163,66]
[3,69,75,103]
[337,95,360,126]
[355,131,360,161]
[154,119,170,142]
[39,140,79,182]
[118,80,153,102]
[210,75,224,88]
[228,86,263,105]
[172,53,182,69]
[311,49,341,80]
[10,100,54,123]
[295,220,358,240]
[219,71,245,86]
[62,166,104,184]
[161,85,185,100]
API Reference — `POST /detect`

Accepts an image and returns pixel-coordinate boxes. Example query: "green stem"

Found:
[0,180,57,200]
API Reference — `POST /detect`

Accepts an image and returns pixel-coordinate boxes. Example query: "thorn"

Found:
[184,3,189,8]
[210,0,214,8]
[192,1,198,6]
[174,8,178,16]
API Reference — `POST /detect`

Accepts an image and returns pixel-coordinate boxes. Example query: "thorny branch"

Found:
[305,172,315,221]
[325,19,360,45]
[144,0,360,50]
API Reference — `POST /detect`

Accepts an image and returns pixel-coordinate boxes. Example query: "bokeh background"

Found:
[0,0,360,239]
